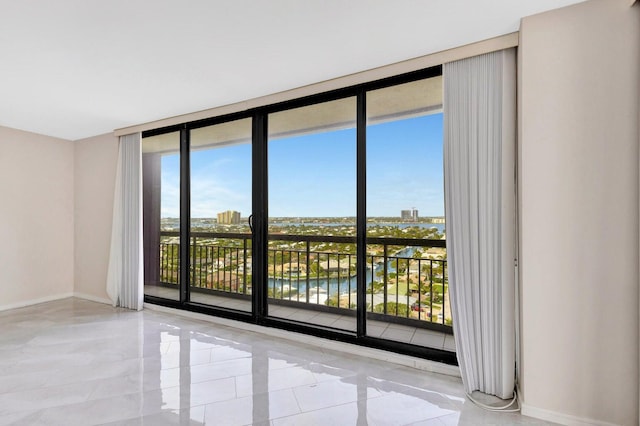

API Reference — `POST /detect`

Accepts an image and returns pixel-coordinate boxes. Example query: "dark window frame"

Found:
[142,64,455,366]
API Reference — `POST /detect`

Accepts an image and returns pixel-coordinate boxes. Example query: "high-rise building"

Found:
[401,208,419,222]
[217,210,241,224]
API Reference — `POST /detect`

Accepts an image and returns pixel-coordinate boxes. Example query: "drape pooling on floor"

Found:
[106,132,144,310]
[443,49,517,399]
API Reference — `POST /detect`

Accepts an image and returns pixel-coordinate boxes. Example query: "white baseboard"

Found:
[0,293,113,312]
[521,403,620,426]
[143,302,461,379]
[0,292,75,312]
[73,292,112,305]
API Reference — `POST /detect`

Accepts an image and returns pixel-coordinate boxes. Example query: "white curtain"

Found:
[443,49,516,399]
[106,133,144,310]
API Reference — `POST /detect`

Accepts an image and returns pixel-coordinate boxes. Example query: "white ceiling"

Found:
[0,0,585,141]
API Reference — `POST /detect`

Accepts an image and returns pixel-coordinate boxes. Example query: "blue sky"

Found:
[160,113,443,218]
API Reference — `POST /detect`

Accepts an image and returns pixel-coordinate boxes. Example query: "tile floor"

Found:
[145,285,455,352]
[0,298,553,425]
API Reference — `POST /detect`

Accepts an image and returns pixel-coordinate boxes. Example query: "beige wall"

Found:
[0,126,75,309]
[1,1,638,422]
[519,0,639,424]
[73,133,119,302]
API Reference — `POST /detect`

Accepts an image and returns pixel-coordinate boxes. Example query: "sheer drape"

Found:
[106,133,144,310]
[443,49,516,399]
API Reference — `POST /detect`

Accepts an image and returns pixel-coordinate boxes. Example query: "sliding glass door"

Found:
[189,118,253,312]
[267,97,358,331]
[365,76,448,343]
[141,65,453,360]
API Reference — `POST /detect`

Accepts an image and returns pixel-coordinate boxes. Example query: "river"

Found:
[267,245,435,300]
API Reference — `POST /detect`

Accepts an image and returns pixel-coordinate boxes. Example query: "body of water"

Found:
[267,245,443,299]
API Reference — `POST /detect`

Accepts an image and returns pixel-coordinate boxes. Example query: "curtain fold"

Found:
[106,133,144,310]
[443,49,516,399]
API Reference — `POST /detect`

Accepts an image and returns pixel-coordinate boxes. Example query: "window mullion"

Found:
[179,125,190,304]
[356,90,367,337]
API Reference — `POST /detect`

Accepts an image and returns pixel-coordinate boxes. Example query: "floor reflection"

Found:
[0,298,549,425]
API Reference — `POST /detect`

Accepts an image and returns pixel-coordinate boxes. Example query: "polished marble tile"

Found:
[292,377,382,412]
[317,352,400,376]
[0,409,43,426]
[271,401,363,426]
[0,379,97,415]
[202,388,300,425]
[209,345,253,363]
[86,373,147,401]
[0,298,554,425]
[307,361,359,383]
[0,369,53,395]
[184,377,238,406]
[102,405,206,426]
[44,357,145,387]
[235,365,318,397]
[363,391,457,424]
[189,358,253,383]
[32,393,144,425]
[149,348,214,370]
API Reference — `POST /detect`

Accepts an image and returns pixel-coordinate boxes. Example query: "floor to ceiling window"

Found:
[141,65,453,363]
[142,130,181,301]
[365,76,450,346]
[188,118,253,312]
[267,97,357,332]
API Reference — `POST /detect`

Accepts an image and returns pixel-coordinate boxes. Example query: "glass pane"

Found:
[143,131,181,301]
[366,76,451,344]
[189,118,252,312]
[268,97,357,332]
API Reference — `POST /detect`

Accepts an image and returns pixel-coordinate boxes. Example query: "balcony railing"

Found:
[157,231,450,330]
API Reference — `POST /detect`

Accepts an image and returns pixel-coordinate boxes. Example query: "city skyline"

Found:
[160,113,443,218]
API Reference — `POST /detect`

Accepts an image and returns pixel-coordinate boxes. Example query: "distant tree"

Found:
[367,280,384,294]
[373,302,409,317]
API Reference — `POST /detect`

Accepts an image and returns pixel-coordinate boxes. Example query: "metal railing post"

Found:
[306,240,310,304]
[430,260,434,322]
[383,243,388,315]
